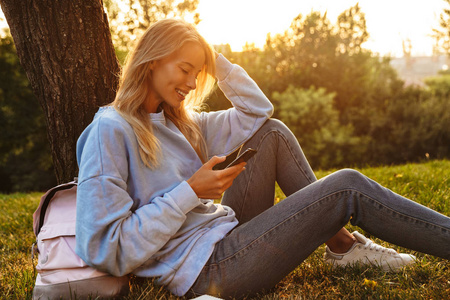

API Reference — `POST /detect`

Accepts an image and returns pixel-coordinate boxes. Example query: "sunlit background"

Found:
[0,0,449,194]
[195,0,445,57]
[0,0,447,57]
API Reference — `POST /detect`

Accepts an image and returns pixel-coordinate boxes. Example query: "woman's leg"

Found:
[189,119,450,299]
[221,119,316,222]
[222,119,355,251]
[191,168,450,299]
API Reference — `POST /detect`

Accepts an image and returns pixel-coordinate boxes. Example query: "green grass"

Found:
[1,160,449,299]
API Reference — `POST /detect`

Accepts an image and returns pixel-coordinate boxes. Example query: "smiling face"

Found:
[145,42,206,113]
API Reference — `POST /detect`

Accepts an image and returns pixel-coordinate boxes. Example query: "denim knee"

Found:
[260,118,290,133]
[322,168,368,192]
[253,119,298,144]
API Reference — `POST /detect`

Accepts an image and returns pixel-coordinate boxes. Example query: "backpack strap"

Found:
[36,181,77,235]
[32,178,78,259]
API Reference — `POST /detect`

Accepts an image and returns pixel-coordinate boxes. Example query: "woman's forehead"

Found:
[169,42,206,71]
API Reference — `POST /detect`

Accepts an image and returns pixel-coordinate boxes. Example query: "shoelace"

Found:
[362,239,397,255]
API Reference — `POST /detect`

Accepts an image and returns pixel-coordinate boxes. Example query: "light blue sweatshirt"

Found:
[75,54,274,296]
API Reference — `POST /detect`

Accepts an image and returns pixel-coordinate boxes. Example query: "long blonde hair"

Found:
[112,19,216,168]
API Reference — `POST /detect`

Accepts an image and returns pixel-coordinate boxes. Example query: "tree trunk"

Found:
[0,0,120,183]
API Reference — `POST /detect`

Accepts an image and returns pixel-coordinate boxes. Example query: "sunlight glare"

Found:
[196,0,446,57]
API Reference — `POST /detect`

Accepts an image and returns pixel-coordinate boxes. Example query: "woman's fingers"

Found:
[220,162,246,179]
[187,157,246,199]
[205,155,226,170]
[214,162,246,194]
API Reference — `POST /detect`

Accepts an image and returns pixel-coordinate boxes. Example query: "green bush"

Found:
[273,85,366,169]
[367,84,450,164]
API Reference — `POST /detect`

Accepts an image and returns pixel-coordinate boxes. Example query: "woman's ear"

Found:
[150,60,161,71]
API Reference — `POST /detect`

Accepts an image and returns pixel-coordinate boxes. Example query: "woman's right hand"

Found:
[187,156,246,199]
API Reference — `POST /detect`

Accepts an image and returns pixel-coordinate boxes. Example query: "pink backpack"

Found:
[32,180,129,299]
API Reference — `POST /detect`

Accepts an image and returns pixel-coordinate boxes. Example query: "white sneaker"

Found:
[324,231,416,272]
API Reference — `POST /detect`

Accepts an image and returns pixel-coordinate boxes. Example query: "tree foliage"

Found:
[367,83,450,164]
[432,0,450,55]
[0,34,56,192]
[273,86,364,168]
[207,4,449,168]
[105,0,200,50]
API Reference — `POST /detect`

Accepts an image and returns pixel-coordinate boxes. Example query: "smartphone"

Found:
[225,148,257,169]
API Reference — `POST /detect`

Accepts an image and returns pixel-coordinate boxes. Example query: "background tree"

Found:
[105,0,200,51]
[336,4,368,55]
[0,0,120,184]
[432,0,450,56]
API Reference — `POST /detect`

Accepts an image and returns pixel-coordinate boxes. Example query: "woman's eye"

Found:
[181,68,188,74]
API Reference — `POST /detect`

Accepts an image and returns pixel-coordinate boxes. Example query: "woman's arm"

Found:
[75,113,201,276]
[76,177,198,276]
[197,54,274,158]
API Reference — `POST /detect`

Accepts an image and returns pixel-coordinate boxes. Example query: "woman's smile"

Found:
[176,88,188,99]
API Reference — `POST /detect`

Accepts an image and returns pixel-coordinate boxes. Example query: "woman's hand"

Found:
[187,156,246,199]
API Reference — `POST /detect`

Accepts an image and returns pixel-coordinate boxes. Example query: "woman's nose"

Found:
[186,75,197,90]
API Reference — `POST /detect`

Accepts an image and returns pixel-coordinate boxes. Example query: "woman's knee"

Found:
[255,119,297,142]
[334,168,364,179]
[261,118,290,132]
[324,168,368,190]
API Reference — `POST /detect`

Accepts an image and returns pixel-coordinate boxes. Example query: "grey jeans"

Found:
[188,119,450,299]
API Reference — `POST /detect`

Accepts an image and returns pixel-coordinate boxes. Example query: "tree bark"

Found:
[0,0,120,183]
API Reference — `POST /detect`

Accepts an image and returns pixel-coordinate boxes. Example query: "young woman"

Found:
[75,19,450,299]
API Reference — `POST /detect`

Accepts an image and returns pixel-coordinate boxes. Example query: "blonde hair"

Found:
[112,19,216,168]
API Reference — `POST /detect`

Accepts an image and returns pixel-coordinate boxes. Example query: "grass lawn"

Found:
[1,160,449,299]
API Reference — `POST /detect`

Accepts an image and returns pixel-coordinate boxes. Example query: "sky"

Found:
[0,0,447,57]
[195,0,448,57]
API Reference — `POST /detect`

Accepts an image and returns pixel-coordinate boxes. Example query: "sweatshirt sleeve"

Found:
[197,54,274,158]
[75,113,201,276]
